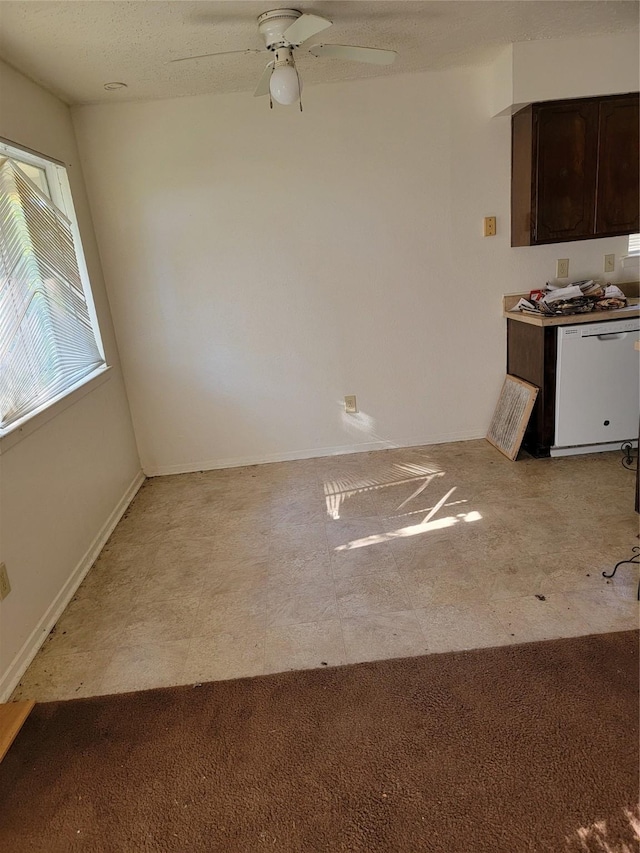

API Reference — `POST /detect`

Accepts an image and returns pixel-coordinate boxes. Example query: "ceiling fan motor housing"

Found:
[257,9,302,50]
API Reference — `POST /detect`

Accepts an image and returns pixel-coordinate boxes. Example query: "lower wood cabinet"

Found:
[506,319,557,457]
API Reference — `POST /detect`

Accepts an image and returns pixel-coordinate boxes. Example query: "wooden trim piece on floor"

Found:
[0,700,35,762]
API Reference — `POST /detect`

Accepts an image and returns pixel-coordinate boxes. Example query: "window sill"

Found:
[0,365,112,454]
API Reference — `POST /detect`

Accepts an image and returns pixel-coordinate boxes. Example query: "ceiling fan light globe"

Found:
[269,65,301,105]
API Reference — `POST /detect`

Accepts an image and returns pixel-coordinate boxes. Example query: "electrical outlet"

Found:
[0,563,10,601]
[556,258,569,278]
[604,253,615,273]
[483,216,496,237]
[344,395,358,414]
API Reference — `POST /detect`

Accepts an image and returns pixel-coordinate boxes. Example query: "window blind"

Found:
[0,157,104,429]
[628,233,640,255]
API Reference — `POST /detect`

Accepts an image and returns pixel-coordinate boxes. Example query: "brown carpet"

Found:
[1,631,638,853]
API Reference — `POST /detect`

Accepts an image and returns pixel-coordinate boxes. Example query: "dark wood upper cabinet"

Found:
[534,99,599,243]
[595,96,640,236]
[511,93,639,246]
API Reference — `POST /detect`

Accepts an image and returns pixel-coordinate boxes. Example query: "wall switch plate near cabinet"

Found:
[344,395,358,414]
[556,258,569,278]
[0,563,10,600]
[604,253,615,273]
[483,216,496,237]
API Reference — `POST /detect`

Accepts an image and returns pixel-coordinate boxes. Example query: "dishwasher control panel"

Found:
[569,318,640,338]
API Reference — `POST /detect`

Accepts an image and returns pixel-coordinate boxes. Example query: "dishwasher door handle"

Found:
[596,332,628,341]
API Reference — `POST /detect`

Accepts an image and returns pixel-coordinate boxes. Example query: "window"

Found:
[628,234,640,255]
[0,141,105,435]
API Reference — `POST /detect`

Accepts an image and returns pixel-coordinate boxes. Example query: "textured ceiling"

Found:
[0,1,637,104]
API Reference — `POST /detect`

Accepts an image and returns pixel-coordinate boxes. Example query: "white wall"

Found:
[0,61,142,699]
[490,33,640,115]
[513,32,639,107]
[73,62,633,477]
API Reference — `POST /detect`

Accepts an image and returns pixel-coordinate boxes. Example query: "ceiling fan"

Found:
[170,8,397,108]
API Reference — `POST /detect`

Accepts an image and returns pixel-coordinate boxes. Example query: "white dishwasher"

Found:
[552,317,639,456]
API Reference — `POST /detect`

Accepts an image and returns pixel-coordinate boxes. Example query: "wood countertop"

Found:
[503,282,639,327]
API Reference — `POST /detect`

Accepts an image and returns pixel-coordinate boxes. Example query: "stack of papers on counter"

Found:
[513,282,627,316]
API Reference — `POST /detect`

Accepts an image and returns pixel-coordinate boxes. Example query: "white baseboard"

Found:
[145,440,395,476]
[144,431,486,477]
[0,469,145,702]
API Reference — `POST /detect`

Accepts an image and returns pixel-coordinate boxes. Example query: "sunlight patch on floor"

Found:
[324,459,445,520]
[571,805,640,852]
[336,510,482,551]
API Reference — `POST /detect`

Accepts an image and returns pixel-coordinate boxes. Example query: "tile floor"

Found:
[12,440,640,701]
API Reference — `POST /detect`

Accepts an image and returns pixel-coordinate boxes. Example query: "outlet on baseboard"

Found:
[0,563,10,600]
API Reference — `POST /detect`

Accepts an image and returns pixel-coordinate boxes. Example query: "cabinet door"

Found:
[533,100,599,243]
[595,95,640,236]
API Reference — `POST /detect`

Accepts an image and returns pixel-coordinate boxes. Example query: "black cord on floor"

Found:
[620,440,638,470]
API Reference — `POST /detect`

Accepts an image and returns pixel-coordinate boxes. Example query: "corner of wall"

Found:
[0,469,145,702]
[487,45,515,117]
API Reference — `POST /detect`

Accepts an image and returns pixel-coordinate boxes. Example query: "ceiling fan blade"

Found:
[308,44,397,65]
[253,61,274,97]
[283,13,332,46]
[170,48,263,64]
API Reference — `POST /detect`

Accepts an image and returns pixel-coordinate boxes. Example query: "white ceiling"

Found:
[0,1,637,105]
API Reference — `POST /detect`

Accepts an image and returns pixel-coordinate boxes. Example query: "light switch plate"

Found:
[483,216,496,237]
[344,395,358,414]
